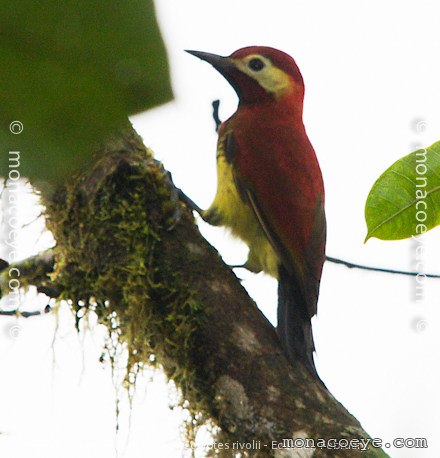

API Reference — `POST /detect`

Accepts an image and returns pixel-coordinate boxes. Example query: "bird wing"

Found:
[223,124,326,318]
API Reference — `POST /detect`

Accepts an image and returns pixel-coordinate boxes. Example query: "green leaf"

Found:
[365,141,440,241]
[0,0,172,184]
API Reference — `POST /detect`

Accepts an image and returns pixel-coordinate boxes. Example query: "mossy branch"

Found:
[3,124,388,458]
[0,251,55,292]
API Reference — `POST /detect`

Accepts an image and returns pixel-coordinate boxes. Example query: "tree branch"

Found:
[0,305,51,318]
[0,250,57,299]
[326,255,440,278]
[4,124,388,457]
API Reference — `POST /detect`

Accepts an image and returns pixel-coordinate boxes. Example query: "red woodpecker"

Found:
[187,47,326,377]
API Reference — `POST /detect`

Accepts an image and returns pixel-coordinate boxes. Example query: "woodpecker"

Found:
[187,47,326,378]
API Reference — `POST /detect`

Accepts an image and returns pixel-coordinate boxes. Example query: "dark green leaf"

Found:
[0,0,172,183]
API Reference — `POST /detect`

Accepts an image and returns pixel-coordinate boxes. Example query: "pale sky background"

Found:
[1,1,440,457]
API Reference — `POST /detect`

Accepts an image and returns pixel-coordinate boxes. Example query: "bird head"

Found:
[186,46,304,105]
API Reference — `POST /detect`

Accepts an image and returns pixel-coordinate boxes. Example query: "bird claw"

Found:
[229,262,262,274]
[177,188,204,217]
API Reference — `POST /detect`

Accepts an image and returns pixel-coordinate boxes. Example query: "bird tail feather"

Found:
[277,265,320,380]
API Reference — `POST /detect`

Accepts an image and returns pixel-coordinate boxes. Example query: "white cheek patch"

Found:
[232,56,292,98]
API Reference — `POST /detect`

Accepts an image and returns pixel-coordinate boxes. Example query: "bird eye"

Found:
[248,58,265,72]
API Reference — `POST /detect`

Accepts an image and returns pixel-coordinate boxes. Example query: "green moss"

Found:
[41,128,210,444]
[0,250,55,299]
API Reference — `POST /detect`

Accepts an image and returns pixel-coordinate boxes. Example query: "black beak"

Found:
[185,50,235,76]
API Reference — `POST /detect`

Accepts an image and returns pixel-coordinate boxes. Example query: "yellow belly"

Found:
[204,154,279,278]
